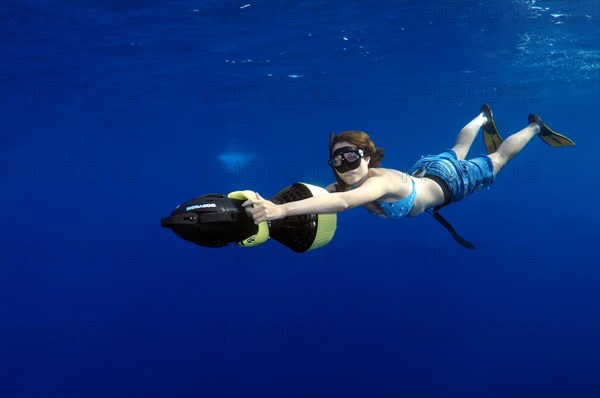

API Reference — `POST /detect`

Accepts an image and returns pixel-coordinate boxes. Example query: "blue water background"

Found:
[1,1,599,397]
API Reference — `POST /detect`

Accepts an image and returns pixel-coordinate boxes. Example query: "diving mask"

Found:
[328,146,365,173]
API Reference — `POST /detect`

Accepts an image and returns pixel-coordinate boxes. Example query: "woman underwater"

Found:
[242,105,575,248]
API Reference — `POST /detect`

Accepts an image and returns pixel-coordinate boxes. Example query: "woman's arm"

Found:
[243,176,390,223]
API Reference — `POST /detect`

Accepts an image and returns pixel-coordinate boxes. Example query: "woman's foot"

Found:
[528,114,576,147]
[480,104,504,154]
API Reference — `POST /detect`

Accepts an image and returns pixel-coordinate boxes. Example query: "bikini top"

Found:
[366,176,417,220]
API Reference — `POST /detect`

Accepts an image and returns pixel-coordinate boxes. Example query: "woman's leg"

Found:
[488,123,540,173]
[452,112,487,160]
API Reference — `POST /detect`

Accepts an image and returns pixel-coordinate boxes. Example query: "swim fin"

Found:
[529,114,576,147]
[480,104,504,154]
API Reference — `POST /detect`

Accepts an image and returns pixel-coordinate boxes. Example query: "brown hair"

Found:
[329,131,385,191]
[330,130,385,167]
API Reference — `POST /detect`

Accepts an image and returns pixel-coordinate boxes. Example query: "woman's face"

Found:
[330,141,371,186]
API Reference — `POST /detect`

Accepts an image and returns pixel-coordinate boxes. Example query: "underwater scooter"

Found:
[161,182,337,253]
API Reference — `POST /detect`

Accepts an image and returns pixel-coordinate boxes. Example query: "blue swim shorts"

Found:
[408,149,496,203]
